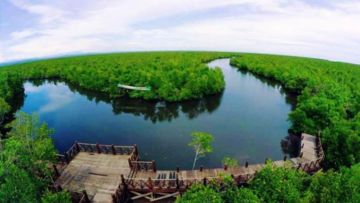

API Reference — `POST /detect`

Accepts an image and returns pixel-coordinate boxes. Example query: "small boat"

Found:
[118,84,151,91]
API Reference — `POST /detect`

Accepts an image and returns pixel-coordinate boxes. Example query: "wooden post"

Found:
[315,159,320,167]
[224,164,228,171]
[82,190,90,203]
[112,194,117,203]
[245,161,248,168]
[317,131,321,143]
[128,158,132,169]
[152,160,157,172]
[111,145,116,155]
[176,177,180,190]
[200,166,203,172]
[133,144,138,156]
[96,143,101,154]
[75,141,80,152]
[231,174,235,184]
[52,164,60,177]
[121,174,126,185]
[148,177,153,190]
[283,155,287,161]
[306,163,310,171]
[203,177,207,186]
[176,167,180,173]
[56,185,62,192]
[64,153,70,164]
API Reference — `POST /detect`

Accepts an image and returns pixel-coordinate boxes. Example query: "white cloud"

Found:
[9,0,66,24]
[24,82,75,113]
[10,29,37,40]
[2,0,360,64]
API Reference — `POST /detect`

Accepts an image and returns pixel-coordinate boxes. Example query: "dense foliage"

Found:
[176,173,260,203]
[0,52,232,118]
[177,162,360,203]
[231,54,360,169]
[1,52,359,201]
[0,113,71,203]
[0,98,10,126]
[250,162,306,202]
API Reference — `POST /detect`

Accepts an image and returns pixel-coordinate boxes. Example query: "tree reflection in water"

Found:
[23,79,223,124]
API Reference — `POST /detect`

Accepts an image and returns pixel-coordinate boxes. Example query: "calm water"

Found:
[19,59,296,169]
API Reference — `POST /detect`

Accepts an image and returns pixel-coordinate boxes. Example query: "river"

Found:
[19,58,296,169]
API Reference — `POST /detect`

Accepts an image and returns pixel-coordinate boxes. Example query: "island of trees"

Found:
[0,52,359,202]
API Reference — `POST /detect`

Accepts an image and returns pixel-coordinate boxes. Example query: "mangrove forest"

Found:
[0,52,359,202]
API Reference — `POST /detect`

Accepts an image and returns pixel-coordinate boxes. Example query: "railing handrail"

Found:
[131,160,153,164]
[77,142,134,149]
[65,143,77,155]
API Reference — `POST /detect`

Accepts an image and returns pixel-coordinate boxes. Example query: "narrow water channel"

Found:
[19,59,296,169]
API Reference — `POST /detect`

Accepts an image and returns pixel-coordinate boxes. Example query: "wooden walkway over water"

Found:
[53,133,324,203]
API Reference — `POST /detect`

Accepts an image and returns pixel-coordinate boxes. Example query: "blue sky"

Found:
[1,0,360,63]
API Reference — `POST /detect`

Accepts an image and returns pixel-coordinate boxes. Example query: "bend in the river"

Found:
[18,58,297,169]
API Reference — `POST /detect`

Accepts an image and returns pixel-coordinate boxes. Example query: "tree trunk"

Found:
[192,146,200,169]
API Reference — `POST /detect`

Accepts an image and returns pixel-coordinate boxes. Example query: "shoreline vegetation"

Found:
[0,51,359,202]
[231,54,360,169]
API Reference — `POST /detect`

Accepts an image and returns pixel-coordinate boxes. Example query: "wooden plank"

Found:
[150,192,180,202]
[55,152,132,202]
[131,192,153,200]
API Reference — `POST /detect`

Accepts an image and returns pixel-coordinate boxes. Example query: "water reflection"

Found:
[14,59,298,169]
[27,79,223,123]
[235,68,297,109]
[24,82,75,113]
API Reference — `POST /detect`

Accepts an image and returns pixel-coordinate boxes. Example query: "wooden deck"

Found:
[56,152,132,202]
[53,133,324,203]
[54,143,138,202]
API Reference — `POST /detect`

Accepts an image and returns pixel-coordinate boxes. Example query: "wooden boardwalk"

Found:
[56,153,131,202]
[54,143,138,202]
[53,133,324,203]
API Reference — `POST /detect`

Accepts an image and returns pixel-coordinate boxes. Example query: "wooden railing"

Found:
[76,142,135,155]
[52,142,138,180]
[59,142,136,164]
[52,134,325,199]
[123,134,325,193]
[126,173,256,193]
[315,136,325,160]
[127,177,186,192]
[112,175,132,203]
[65,143,79,162]
[233,173,256,184]
[72,190,91,203]
[297,134,324,173]
[130,160,156,172]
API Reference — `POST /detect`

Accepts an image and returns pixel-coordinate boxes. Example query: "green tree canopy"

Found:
[0,112,70,203]
[189,131,214,169]
[175,184,223,203]
[249,162,306,203]
[0,98,10,125]
[222,157,239,168]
